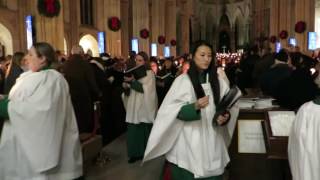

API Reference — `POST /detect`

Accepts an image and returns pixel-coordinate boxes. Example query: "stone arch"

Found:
[219,14,231,29]
[233,7,246,48]
[0,23,13,56]
[79,34,99,57]
[218,14,232,52]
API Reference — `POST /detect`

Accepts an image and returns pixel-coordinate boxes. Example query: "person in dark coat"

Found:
[3,52,25,94]
[237,46,260,94]
[252,47,275,89]
[89,57,113,145]
[260,49,293,97]
[62,45,101,133]
[275,53,320,110]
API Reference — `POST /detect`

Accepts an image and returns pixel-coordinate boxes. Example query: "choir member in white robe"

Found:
[143,41,240,180]
[288,99,320,180]
[122,51,158,163]
[0,42,83,180]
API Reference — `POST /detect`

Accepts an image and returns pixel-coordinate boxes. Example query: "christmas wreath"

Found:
[158,35,166,44]
[108,17,121,31]
[279,30,288,39]
[37,0,61,17]
[140,29,149,39]
[295,21,306,33]
[270,35,277,43]
[170,39,177,46]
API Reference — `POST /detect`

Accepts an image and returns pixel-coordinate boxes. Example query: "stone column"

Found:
[165,0,177,57]
[120,0,129,58]
[179,0,192,54]
[132,0,150,54]
[151,0,165,56]
[103,0,121,57]
[295,0,315,53]
[278,0,290,46]
[269,0,280,51]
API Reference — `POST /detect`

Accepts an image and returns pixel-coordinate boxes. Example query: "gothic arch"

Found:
[218,14,232,52]
[232,6,244,25]
[219,14,231,29]
[79,34,99,57]
[233,7,246,48]
[0,23,13,55]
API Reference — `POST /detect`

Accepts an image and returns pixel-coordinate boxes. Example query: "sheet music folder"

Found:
[212,85,242,126]
[124,65,147,80]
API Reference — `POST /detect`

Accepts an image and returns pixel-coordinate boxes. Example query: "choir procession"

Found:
[0,0,320,180]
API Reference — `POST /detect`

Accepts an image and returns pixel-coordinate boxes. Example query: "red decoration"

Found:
[46,0,55,13]
[270,35,277,43]
[108,17,121,31]
[38,0,60,17]
[170,39,177,46]
[140,29,149,39]
[158,35,166,44]
[295,21,306,33]
[279,30,288,39]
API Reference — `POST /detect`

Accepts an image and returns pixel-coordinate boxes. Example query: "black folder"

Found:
[124,65,147,80]
[212,85,242,126]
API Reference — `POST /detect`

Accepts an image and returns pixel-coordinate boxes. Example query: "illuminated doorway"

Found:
[0,23,13,56]
[79,34,99,57]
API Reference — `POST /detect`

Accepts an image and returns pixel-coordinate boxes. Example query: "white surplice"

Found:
[288,101,320,180]
[143,73,239,178]
[0,70,83,180]
[122,70,158,124]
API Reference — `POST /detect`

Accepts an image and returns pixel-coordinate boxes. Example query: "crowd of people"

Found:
[0,40,319,180]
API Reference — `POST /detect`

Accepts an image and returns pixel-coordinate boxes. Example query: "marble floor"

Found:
[85,134,165,180]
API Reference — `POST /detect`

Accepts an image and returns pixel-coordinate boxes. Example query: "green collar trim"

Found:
[40,65,51,71]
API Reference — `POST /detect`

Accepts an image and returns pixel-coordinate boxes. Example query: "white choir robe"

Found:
[288,101,320,180]
[143,73,239,178]
[122,70,158,124]
[0,70,83,180]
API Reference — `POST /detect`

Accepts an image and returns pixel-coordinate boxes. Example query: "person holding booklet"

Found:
[122,51,158,163]
[143,40,240,180]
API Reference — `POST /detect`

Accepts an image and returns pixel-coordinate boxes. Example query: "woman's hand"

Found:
[124,76,135,82]
[216,111,230,126]
[122,82,130,89]
[195,96,209,110]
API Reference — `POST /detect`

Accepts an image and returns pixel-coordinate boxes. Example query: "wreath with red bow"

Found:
[38,0,61,17]
[279,30,288,39]
[270,35,277,43]
[108,17,121,32]
[170,39,177,46]
[140,29,149,39]
[295,21,306,33]
[158,35,166,44]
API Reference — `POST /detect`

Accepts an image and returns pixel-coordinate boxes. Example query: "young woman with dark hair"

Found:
[144,40,240,180]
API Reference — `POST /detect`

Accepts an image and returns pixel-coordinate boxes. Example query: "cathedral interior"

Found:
[1,0,320,180]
